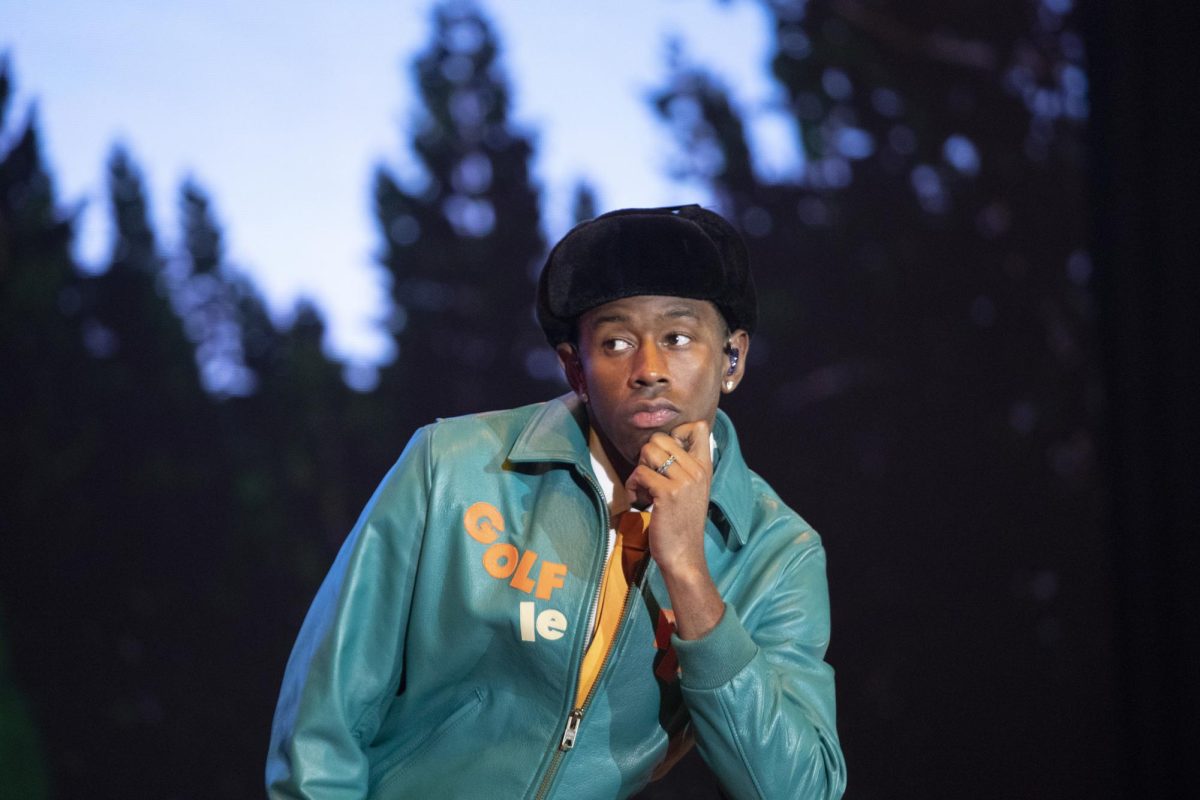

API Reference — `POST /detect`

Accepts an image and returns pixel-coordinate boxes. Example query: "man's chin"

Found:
[625,429,663,461]
[593,421,670,472]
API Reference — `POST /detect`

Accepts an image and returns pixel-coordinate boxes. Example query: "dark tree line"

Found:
[1,1,1138,797]
[1,6,562,796]
[648,3,1112,797]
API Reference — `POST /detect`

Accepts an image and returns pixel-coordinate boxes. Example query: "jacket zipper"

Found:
[532,470,637,800]
[534,576,640,800]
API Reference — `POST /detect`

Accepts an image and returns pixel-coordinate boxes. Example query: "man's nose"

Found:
[631,342,669,386]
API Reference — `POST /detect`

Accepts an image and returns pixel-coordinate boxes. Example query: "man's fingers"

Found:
[624,464,670,509]
[641,433,703,478]
[639,438,673,469]
[669,420,711,464]
[663,421,712,473]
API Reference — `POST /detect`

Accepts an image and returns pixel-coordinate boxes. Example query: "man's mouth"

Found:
[629,402,680,429]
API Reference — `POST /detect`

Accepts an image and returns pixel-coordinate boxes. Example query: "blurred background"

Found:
[1,0,1196,798]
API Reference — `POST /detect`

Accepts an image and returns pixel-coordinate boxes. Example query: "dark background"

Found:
[2,1,1196,798]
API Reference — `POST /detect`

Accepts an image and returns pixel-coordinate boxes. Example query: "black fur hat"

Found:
[536,204,757,345]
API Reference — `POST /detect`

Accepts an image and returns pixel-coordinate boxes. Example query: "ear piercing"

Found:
[724,380,735,391]
[726,346,740,375]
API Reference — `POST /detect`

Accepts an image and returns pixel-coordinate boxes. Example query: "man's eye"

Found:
[604,339,633,352]
[664,333,693,346]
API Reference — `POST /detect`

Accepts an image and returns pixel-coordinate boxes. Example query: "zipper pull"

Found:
[559,709,584,751]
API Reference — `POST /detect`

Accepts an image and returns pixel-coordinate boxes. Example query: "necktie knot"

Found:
[617,510,651,578]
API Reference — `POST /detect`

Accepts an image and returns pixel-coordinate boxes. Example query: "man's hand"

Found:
[625,421,711,571]
[624,420,725,639]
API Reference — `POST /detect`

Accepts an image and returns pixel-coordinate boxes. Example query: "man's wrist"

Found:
[671,604,759,690]
[659,563,724,640]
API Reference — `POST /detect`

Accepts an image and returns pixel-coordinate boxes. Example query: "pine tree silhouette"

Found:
[373,1,552,426]
[0,55,64,800]
[177,178,256,396]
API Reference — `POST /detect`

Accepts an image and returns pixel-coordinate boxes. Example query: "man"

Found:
[267,205,845,799]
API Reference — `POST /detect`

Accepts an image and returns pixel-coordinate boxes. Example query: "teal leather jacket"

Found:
[267,395,845,799]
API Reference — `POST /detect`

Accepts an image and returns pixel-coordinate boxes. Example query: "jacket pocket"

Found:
[372,688,486,792]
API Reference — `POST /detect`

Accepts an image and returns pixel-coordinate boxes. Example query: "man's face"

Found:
[557,295,749,472]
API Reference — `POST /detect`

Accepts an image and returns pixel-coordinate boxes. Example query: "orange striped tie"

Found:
[574,510,650,708]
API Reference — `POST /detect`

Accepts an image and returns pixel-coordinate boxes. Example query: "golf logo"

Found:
[463,501,568,642]
[462,500,680,683]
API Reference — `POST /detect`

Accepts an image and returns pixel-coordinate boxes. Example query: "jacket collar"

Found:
[508,393,753,548]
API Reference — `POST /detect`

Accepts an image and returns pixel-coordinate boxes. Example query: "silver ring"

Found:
[656,454,677,475]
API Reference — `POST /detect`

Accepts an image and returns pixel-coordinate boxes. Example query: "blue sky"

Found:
[4,0,799,363]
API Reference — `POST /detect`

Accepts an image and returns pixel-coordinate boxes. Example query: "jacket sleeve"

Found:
[265,426,433,799]
[672,539,846,800]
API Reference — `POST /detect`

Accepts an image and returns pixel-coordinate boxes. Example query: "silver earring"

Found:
[723,380,735,391]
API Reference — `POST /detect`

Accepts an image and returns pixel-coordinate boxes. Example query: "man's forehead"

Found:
[580,295,724,327]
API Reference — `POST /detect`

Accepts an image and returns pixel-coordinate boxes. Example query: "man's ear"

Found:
[721,329,751,394]
[555,343,588,402]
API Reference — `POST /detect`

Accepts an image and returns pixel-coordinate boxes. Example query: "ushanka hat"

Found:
[536,204,758,345]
